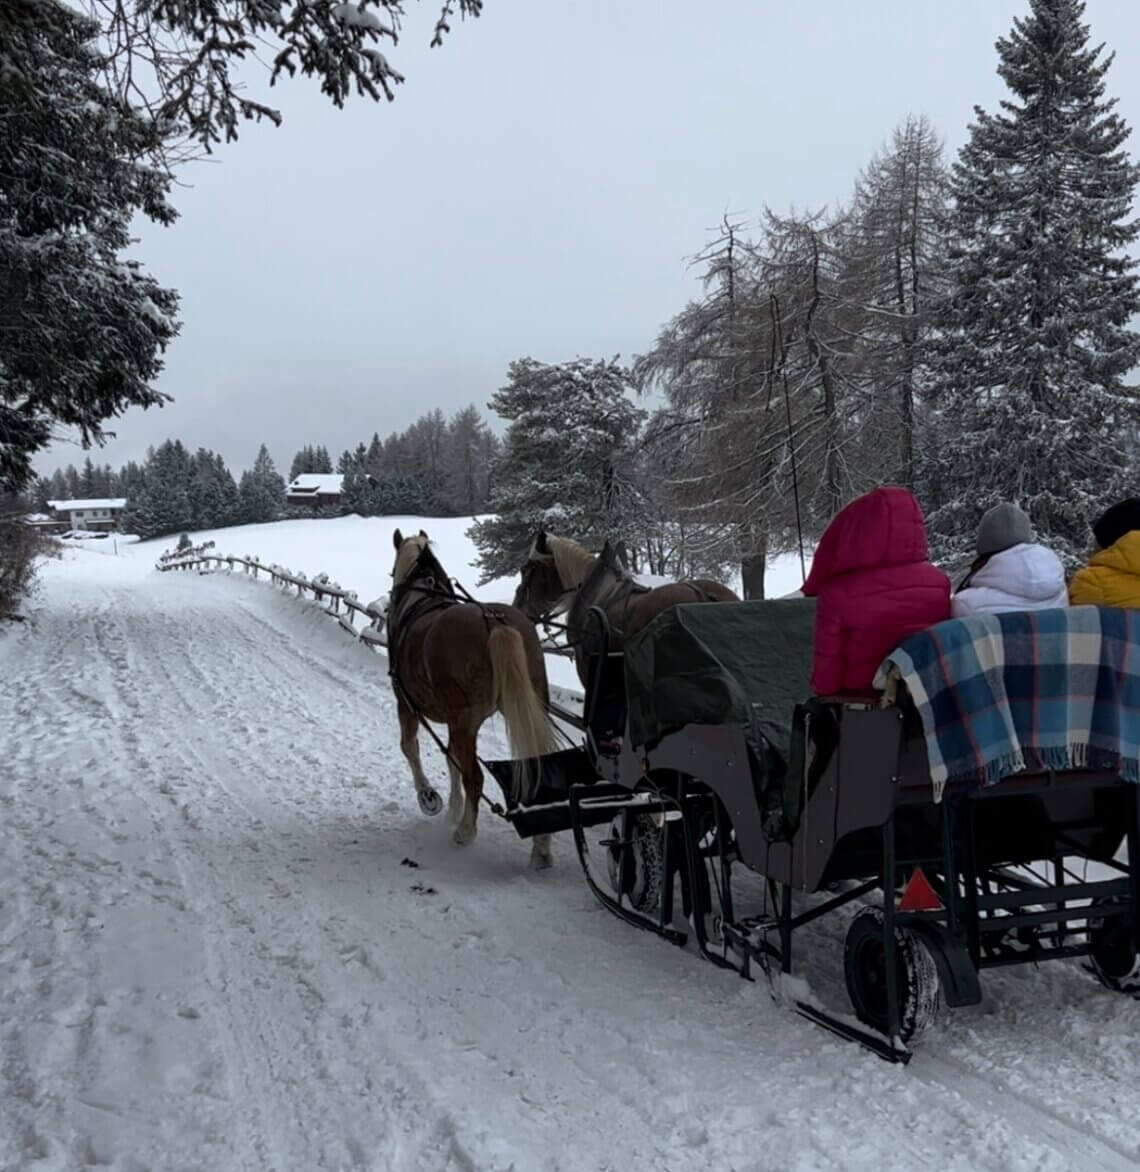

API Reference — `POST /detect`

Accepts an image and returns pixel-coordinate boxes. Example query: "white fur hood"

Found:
[952,542,1068,618]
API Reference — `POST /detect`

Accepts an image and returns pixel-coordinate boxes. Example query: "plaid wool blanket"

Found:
[875,606,1140,799]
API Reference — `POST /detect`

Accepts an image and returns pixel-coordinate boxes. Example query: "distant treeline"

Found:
[30,405,501,540]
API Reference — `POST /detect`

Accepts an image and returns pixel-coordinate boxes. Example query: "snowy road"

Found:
[4,549,1140,1171]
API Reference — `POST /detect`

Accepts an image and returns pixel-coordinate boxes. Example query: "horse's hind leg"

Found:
[448,726,482,846]
[446,754,465,825]
[397,694,442,817]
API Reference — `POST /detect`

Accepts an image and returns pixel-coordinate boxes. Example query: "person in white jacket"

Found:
[952,502,1069,618]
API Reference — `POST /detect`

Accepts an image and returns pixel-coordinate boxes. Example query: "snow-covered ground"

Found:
[4,528,1140,1171]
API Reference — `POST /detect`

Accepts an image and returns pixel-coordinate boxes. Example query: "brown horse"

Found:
[387,530,560,868]
[513,529,739,691]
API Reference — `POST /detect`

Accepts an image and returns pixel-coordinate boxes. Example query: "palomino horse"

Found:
[513,530,739,746]
[387,530,560,868]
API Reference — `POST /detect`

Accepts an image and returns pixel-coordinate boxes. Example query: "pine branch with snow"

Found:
[79,0,483,157]
[0,0,180,490]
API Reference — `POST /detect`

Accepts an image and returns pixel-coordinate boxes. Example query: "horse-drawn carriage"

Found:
[388,529,1140,1063]
[488,595,1140,1064]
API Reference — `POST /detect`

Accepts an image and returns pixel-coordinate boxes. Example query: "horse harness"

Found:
[385,556,515,817]
[542,573,717,648]
[386,558,514,680]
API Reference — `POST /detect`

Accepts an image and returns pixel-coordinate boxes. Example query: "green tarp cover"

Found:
[624,598,817,756]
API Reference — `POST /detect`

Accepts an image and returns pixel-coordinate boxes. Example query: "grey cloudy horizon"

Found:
[39,0,1140,478]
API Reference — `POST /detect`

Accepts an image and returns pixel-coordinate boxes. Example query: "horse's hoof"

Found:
[452,824,476,846]
[529,851,553,871]
[418,788,443,817]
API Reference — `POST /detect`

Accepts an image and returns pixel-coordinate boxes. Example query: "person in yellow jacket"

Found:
[1069,498,1140,607]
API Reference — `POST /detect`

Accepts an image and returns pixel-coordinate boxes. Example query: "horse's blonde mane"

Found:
[543,534,597,589]
[393,534,430,584]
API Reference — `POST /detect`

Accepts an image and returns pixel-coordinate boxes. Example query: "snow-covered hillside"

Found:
[161,514,807,693]
[171,513,809,600]
[4,532,1140,1171]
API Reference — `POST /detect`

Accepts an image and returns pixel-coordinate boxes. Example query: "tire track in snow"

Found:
[89,583,461,1170]
[1,581,231,1168]
[89,576,570,1170]
[126,577,695,1168]
[914,1051,1138,1172]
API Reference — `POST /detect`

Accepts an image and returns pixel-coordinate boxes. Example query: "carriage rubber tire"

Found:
[844,907,941,1043]
[605,813,665,915]
[1088,898,1140,993]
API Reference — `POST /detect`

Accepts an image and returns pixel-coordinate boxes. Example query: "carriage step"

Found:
[720,916,782,963]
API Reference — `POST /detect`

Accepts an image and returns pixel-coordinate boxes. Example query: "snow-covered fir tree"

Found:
[117,460,147,531]
[45,469,67,504]
[0,0,179,491]
[238,445,285,525]
[288,445,334,480]
[135,441,193,538]
[381,471,427,514]
[340,445,376,515]
[80,457,98,497]
[470,357,647,582]
[289,447,314,481]
[189,450,240,530]
[365,433,384,478]
[924,0,1140,561]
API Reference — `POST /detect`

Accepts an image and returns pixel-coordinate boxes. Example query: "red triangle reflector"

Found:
[899,867,943,912]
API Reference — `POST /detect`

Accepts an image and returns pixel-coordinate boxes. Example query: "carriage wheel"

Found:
[1088,899,1140,993]
[605,812,665,915]
[844,908,941,1042]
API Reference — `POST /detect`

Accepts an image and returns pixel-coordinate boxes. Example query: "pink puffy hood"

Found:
[803,487,929,595]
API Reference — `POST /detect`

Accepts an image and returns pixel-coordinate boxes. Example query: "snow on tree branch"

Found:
[78,0,484,157]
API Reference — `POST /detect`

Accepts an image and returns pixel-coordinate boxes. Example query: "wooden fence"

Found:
[157,543,586,735]
[156,547,388,650]
[156,544,575,661]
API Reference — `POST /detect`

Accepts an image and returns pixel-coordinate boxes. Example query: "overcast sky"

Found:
[40,0,1140,478]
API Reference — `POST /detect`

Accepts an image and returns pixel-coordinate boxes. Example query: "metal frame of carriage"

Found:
[487,605,1140,1063]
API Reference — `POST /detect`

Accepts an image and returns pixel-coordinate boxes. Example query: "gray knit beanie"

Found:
[976,502,1032,557]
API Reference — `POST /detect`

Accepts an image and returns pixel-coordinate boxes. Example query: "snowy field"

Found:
[150,513,808,694]
[3,524,1140,1171]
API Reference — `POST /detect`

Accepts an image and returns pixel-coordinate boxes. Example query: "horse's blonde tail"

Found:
[488,625,558,803]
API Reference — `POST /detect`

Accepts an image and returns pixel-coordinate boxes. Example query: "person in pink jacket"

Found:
[801,487,951,697]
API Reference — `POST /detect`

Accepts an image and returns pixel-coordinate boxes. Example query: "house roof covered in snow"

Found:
[286,474,343,495]
[48,498,128,511]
